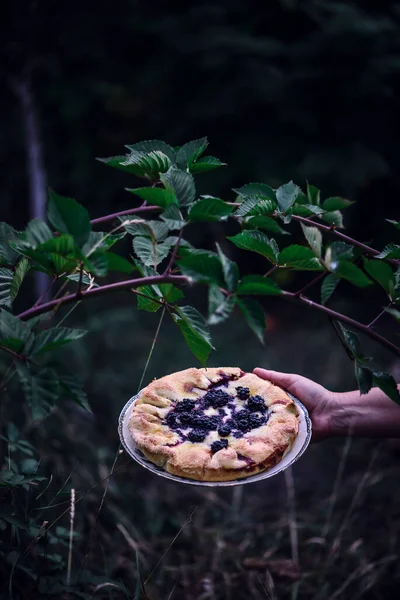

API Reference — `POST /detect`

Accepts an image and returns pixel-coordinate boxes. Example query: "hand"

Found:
[253,368,338,442]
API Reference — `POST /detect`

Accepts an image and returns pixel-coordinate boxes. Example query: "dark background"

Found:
[1,1,400,598]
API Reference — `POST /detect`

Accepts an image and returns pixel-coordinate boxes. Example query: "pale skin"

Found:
[253,368,400,442]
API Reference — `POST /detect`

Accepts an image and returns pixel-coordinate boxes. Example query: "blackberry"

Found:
[204,389,232,408]
[192,415,219,431]
[247,395,266,412]
[166,412,178,428]
[233,430,243,438]
[236,386,250,400]
[188,429,207,443]
[249,414,265,429]
[235,409,250,421]
[175,399,196,412]
[236,418,250,432]
[211,439,228,454]
[179,412,193,426]
[218,424,231,437]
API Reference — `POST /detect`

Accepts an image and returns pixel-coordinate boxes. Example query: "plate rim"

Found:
[118,389,312,487]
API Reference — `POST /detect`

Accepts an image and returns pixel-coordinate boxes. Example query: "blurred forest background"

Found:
[1,1,400,598]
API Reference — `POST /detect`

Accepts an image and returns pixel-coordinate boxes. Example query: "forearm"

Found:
[330,386,400,438]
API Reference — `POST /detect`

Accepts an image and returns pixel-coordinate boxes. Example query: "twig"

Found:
[284,467,299,567]
[67,488,76,588]
[17,274,187,321]
[163,229,183,275]
[90,205,159,227]
[368,305,391,329]
[137,306,166,392]
[263,266,278,278]
[293,272,326,296]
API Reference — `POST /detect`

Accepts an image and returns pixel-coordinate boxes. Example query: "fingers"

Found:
[253,368,302,390]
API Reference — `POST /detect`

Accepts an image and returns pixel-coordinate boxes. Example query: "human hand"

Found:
[253,368,338,442]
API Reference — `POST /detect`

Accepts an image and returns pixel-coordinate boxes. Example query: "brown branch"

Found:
[17,275,188,321]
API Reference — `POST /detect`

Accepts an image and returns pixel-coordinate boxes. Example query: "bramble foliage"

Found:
[1,137,400,596]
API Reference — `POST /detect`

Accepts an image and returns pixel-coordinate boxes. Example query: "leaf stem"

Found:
[368,305,391,329]
[163,229,183,275]
[90,204,159,227]
[293,272,326,296]
[17,275,187,321]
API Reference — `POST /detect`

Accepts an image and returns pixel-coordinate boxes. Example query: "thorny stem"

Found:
[90,204,159,226]
[17,275,187,321]
[0,346,30,363]
[294,271,326,296]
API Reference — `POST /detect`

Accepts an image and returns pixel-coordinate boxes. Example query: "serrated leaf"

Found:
[82,231,125,255]
[246,216,288,235]
[235,197,273,217]
[122,219,169,242]
[158,284,184,304]
[38,234,77,255]
[386,219,400,230]
[322,210,344,228]
[208,286,235,325]
[279,245,323,271]
[0,309,34,354]
[236,297,266,344]
[125,186,177,208]
[47,189,91,248]
[0,223,20,266]
[136,286,162,312]
[176,137,208,168]
[233,183,276,201]
[15,363,59,421]
[189,156,226,174]
[228,230,279,263]
[321,274,340,305]
[120,150,172,179]
[323,197,354,211]
[24,219,54,248]
[10,258,30,302]
[173,306,213,365]
[337,322,361,359]
[237,275,281,296]
[161,166,196,206]
[65,272,98,287]
[300,223,322,257]
[276,182,300,212]
[31,328,87,355]
[292,204,326,217]
[160,204,186,230]
[188,197,233,222]
[306,183,320,206]
[216,244,239,292]
[355,363,373,395]
[125,139,176,161]
[376,244,400,260]
[0,268,13,307]
[132,236,173,268]
[363,259,394,295]
[177,248,223,285]
[58,371,91,411]
[335,261,372,288]
[106,252,136,273]
[372,371,400,404]
[385,307,400,323]
[84,250,109,276]
[328,242,354,263]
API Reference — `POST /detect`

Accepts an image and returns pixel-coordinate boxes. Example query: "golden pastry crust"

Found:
[127,367,299,482]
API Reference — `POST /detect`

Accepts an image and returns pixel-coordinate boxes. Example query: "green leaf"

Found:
[158,284,184,304]
[83,250,109,276]
[10,258,30,302]
[322,197,354,211]
[189,156,226,174]
[372,371,400,404]
[236,297,266,344]
[363,259,394,295]
[355,363,373,395]
[82,231,125,255]
[0,223,20,266]
[276,182,300,212]
[0,268,13,307]
[337,323,361,359]
[233,183,276,201]
[292,204,326,217]
[106,252,135,274]
[335,261,372,288]
[177,248,223,285]
[376,244,400,260]
[31,328,87,356]
[38,234,77,255]
[327,242,354,263]
[208,286,235,325]
[65,272,98,287]
[300,223,322,257]
[125,187,177,208]
[246,216,288,235]
[160,204,186,230]
[47,189,91,248]
[322,210,344,228]
[237,275,281,296]
[279,245,323,271]
[24,219,53,248]
[306,183,320,206]
[321,274,340,305]
[235,197,276,218]
[188,197,233,222]
[228,230,279,263]
[120,150,172,178]
[125,139,176,161]
[216,244,239,292]
[385,307,400,323]
[132,237,173,268]
[15,363,59,421]
[386,219,400,230]
[97,154,142,174]
[0,309,34,354]
[176,137,208,168]
[136,286,162,312]
[122,219,169,242]
[161,166,196,206]
[58,371,91,411]
[173,306,213,366]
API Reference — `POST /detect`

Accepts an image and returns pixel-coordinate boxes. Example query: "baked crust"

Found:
[127,367,299,482]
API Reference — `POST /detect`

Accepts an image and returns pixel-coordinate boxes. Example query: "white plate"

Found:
[118,390,312,487]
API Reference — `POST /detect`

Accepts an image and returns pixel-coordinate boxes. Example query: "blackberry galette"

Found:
[128,367,299,482]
